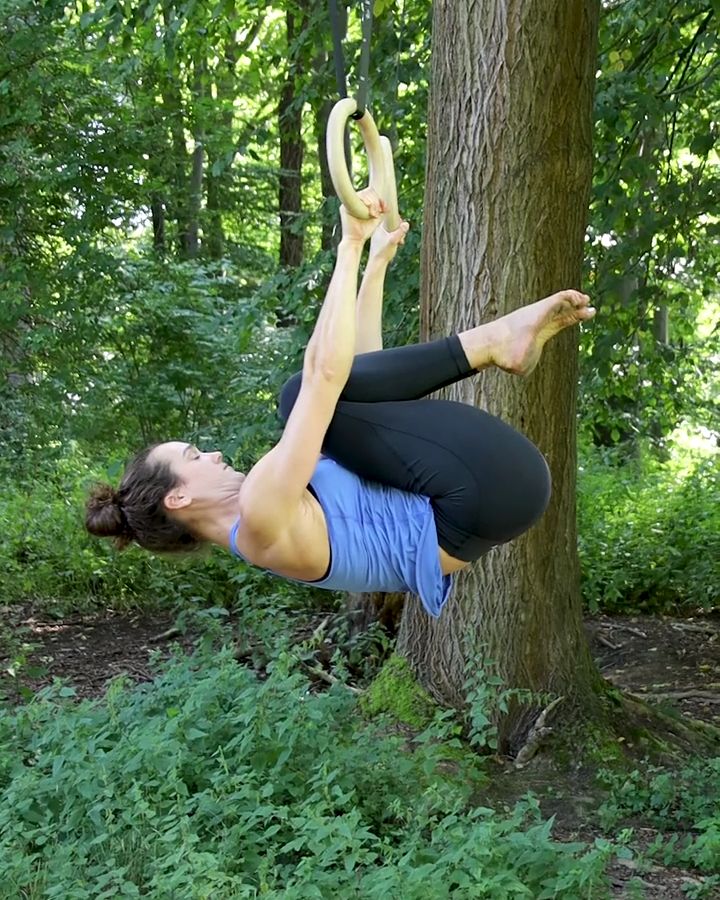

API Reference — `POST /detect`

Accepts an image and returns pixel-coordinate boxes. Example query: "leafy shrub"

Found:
[598,759,720,877]
[0,646,616,898]
[577,440,720,612]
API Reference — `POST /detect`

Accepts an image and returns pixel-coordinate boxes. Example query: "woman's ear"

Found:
[164,488,191,511]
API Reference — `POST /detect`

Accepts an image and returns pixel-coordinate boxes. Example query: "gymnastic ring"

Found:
[327,98,400,231]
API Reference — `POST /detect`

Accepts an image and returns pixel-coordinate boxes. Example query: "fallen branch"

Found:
[608,624,648,639]
[670,622,718,636]
[149,625,182,643]
[310,616,331,647]
[514,696,564,768]
[597,633,623,650]
[639,689,720,703]
[303,662,362,695]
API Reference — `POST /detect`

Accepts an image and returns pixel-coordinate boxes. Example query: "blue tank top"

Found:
[228,458,453,618]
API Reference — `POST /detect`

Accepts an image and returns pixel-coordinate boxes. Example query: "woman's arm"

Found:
[355,220,410,354]
[355,255,389,354]
[238,192,384,545]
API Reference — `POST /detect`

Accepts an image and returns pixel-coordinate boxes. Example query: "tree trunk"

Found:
[206,37,238,261]
[278,1,308,269]
[397,0,602,751]
[150,191,165,253]
[161,9,189,258]
[205,173,223,260]
[186,58,206,260]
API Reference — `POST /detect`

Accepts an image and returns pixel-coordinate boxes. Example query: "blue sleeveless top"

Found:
[228,458,453,618]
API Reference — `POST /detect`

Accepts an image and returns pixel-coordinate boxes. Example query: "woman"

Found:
[86,191,595,617]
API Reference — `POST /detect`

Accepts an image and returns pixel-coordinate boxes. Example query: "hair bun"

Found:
[85,483,133,541]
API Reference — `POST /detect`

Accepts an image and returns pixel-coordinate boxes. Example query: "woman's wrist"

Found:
[339,236,366,254]
[366,251,392,270]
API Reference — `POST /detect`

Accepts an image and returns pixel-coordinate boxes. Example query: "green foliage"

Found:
[0,645,618,898]
[0,620,46,705]
[598,758,720,879]
[463,649,537,753]
[577,437,720,612]
[583,0,720,449]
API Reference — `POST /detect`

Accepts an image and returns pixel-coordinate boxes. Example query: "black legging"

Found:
[278,335,551,562]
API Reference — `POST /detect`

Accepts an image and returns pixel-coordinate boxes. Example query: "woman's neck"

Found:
[186,493,242,551]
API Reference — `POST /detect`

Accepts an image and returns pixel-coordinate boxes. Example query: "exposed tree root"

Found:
[631,688,720,703]
[604,689,720,761]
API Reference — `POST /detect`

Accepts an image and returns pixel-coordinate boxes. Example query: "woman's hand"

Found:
[339,188,386,245]
[369,219,410,265]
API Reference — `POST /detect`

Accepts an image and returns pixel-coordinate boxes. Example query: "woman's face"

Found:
[151,441,245,510]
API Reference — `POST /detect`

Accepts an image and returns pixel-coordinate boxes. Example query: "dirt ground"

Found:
[2,607,719,899]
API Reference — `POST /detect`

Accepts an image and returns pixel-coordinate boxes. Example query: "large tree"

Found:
[397,0,603,749]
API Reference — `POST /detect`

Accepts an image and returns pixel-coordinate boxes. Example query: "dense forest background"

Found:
[0,0,719,896]
[1,0,717,612]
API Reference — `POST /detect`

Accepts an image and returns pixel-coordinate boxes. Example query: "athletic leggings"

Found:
[278,335,551,562]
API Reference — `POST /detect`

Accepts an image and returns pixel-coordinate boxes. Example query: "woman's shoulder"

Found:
[230,487,331,581]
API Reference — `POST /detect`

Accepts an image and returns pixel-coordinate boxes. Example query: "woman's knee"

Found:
[488,435,551,540]
[445,433,551,554]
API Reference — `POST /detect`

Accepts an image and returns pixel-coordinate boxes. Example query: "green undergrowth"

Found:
[577,435,719,613]
[597,759,720,896]
[0,644,621,899]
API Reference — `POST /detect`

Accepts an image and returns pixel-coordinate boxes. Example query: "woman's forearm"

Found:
[355,255,389,353]
[305,238,364,382]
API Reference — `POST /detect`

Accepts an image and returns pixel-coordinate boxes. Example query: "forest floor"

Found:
[3,606,719,899]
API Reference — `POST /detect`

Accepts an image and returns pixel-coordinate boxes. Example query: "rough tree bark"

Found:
[396,0,602,750]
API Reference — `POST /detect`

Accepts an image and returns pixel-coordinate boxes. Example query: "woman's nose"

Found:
[212,451,223,464]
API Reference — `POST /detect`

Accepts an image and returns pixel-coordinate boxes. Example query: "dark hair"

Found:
[85,444,201,553]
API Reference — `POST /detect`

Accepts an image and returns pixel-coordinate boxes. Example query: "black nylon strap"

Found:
[328,0,348,100]
[328,0,373,119]
[353,0,373,118]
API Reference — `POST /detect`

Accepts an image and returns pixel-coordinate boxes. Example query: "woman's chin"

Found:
[229,471,246,489]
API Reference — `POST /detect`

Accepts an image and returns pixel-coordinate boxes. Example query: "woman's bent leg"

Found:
[279,335,474,420]
[280,388,551,562]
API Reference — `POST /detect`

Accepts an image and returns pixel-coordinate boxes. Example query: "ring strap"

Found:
[328,0,373,118]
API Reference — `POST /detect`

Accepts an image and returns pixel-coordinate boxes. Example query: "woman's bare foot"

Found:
[488,290,596,376]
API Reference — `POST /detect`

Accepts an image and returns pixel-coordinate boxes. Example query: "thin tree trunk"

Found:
[278,0,308,269]
[205,174,222,259]
[205,19,264,260]
[151,191,165,253]
[653,305,669,344]
[186,59,205,259]
[161,9,189,257]
[397,0,602,751]
[206,38,238,260]
[161,82,189,257]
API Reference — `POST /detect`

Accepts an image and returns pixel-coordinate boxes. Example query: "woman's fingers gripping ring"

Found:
[356,187,385,219]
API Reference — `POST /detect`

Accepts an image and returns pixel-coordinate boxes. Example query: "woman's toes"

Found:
[569,291,591,308]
